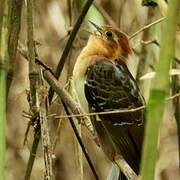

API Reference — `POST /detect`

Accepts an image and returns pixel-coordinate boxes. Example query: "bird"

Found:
[71,21,145,179]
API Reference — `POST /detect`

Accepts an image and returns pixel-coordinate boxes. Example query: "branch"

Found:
[24,1,40,179]
[48,0,94,103]
[129,17,165,39]
[54,106,145,120]
[38,72,53,180]
[43,70,94,136]
[63,103,99,180]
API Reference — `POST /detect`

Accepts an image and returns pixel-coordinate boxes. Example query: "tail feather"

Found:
[106,163,127,180]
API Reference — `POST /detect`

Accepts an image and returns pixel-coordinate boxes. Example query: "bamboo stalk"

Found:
[0,0,9,179]
[140,1,180,180]
[172,62,180,167]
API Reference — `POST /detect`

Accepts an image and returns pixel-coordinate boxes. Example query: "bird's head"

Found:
[86,21,132,60]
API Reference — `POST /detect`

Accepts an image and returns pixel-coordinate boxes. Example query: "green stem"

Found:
[140,1,180,180]
[0,69,6,180]
[0,0,9,179]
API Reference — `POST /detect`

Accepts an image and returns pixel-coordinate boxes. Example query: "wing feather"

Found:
[85,58,145,174]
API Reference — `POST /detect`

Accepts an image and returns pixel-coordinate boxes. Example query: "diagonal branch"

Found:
[44,70,94,136]
[63,102,99,180]
[129,17,165,39]
[48,0,94,103]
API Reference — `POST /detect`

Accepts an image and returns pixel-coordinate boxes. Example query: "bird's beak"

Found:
[88,20,103,35]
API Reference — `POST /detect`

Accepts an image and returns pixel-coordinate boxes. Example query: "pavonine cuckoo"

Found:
[72,21,145,179]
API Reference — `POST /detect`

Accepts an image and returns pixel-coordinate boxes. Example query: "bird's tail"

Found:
[106,163,127,180]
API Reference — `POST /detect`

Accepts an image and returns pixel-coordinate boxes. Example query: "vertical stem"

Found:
[140,1,180,180]
[0,0,9,178]
[38,75,53,180]
[0,70,6,180]
[24,127,41,180]
[7,0,23,92]
[24,0,39,179]
[27,0,37,107]
[136,8,156,86]
[172,62,180,167]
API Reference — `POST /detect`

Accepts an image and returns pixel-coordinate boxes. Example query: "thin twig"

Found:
[18,42,54,75]
[133,39,160,50]
[129,17,166,39]
[63,102,99,180]
[52,115,63,153]
[54,106,145,119]
[46,92,180,120]
[48,0,94,103]
[166,92,180,100]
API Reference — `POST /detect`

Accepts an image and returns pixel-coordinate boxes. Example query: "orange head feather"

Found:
[88,21,132,59]
[72,22,132,80]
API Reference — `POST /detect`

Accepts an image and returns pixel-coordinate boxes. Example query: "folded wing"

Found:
[85,58,145,174]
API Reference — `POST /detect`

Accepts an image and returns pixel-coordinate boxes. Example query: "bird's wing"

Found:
[85,58,145,174]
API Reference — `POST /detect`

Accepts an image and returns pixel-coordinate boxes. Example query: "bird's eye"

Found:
[105,31,113,38]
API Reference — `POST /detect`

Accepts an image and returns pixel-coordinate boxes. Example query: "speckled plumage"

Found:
[85,59,145,174]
